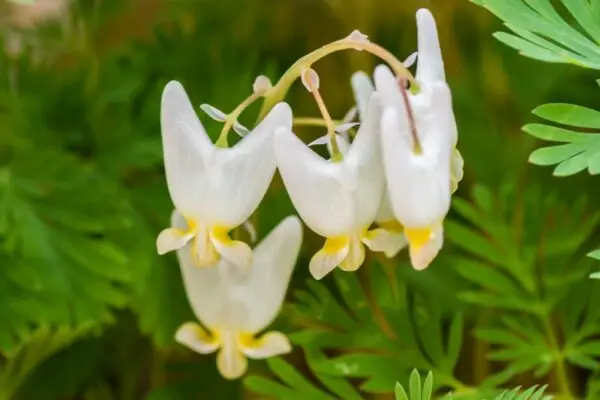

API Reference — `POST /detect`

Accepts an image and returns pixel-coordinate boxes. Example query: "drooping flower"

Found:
[157,81,292,270]
[374,8,461,270]
[274,94,397,280]
[174,213,302,380]
[349,70,407,259]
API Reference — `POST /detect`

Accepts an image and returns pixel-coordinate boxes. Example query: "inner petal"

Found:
[175,322,221,354]
[404,227,433,251]
[191,223,220,268]
[362,227,407,259]
[238,331,292,359]
[338,233,365,271]
[156,227,195,255]
[309,236,351,280]
[210,226,253,270]
[377,219,404,234]
[215,330,248,380]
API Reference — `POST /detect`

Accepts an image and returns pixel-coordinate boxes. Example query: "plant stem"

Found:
[293,117,344,128]
[257,37,417,120]
[543,318,574,399]
[215,92,261,147]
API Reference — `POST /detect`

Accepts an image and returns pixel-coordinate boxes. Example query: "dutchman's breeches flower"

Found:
[156,81,292,270]
[350,71,408,259]
[374,8,461,270]
[174,213,303,380]
[275,94,398,280]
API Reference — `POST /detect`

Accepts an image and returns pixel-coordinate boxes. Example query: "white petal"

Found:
[200,103,228,122]
[411,81,457,148]
[240,331,292,359]
[362,228,407,259]
[380,106,451,228]
[409,224,444,270]
[415,8,446,83]
[160,81,214,216]
[228,216,303,333]
[274,129,356,236]
[334,133,351,155]
[375,188,395,223]
[156,227,194,255]
[373,64,403,114]
[175,322,220,354]
[345,94,385,228]
[243,220,258,243]
[173,212,233,329]
[205,102,292,226]
[309,237,350,280]
[350,71,375,121]
[338,235,365,272]
[217,331,248,380]
[342,106,358,124]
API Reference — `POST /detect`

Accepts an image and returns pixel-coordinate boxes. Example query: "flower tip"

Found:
[416,8,435,20]
[269,102,293,124]
[163,80,184,94]
[301,68,320,92]
[253,75,273,95]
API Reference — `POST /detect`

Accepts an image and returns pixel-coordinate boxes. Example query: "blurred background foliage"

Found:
[1,0,600,399]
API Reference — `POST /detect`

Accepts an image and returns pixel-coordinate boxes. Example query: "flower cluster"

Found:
[157,8,462,379]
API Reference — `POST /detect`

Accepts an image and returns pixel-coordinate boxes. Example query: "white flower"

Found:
[374,8,460,270]
[275,95,395,280]
[157,81,292,270]
[350,71,407,259]
[174,213,302,380]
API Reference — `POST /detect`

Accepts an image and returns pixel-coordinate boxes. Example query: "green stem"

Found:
[543,319,574,399]
[257,37,418,120]
[215,92,261,148]
[293,117,344,128]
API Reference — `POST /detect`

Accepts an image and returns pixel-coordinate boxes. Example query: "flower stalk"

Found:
[258,32,419,120]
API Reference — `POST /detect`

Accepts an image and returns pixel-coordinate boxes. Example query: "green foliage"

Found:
[490,385,550,400]
[394,370,434,400]
[525,103,600,176]
[0,325,100,400]
[393,370,550,400]
[3,0,600,398]
[471,0,600,284]
[448,184,600,387]
[470,0,600,69]
[245,265,466,398]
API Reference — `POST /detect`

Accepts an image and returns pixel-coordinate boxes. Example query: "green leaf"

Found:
[533,103,600,128]
[474,0,600,69]
[422,371,433,400]
[0,150,131,354]
[523,124,590,142]
[409,369,421,400]
[0,325,101,399]
[395,382,409,400]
